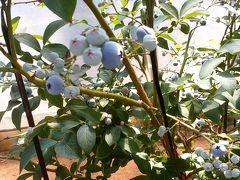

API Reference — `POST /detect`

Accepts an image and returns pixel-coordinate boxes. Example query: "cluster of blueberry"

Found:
[158,123,240,178]
[69,27,122,69]
[22,25,157,100]
[43,25,157,96]
[194,143,240,178]
[135,25,157,52]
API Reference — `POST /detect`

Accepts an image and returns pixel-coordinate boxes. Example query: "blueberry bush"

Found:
[1,0,240,179]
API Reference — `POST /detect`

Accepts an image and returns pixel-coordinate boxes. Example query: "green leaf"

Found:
[43,0,77,22]
[118,138,139,153]
[56,165,71,179]
[11,97,41,130]
[231,89,240,110]
[159,3,179,19]
[131,176,151,180]
[179,22,190,34]
[158,33,178,44]
[120,125,136,137]
[105,126,121,146]
[6,100,21,111]
[143,82,153,97]
[77,19,88,25]
[202,101,221,123]
[121,0,129,7]
[45,90,63,108]
[154,15,168,28]
[181,10,210,20]
[61,120,80,131]
[0,111,5,123]
[131,0,141,15]
[14,33,41,52]
[199,58,224,79]
[197,79,212,90]
[29,96,41,111]
[11,16,20,33]
[20,52,33,63]
[77,125,96,153]
[180,0,203,17]
[96,140,112,159]
[17,173,35,180]
[165,158,192,175]
[20,139,57,172]
[69,105,101,126]
[131,107,148,120]
[157,37,169,50]
[133,155,152,174]
[214,71,237,95]
[219,39,240,54]
[55,133,81,159]
[99,68,115,84]
[42,43,69,59]
[43,20,67,44]
[12,105,24,130]
[70,162,78,174]
[179,101,195,120]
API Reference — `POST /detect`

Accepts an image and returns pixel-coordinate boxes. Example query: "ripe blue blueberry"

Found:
[211,143,227,157]
[86,27,109,46]
[168,72,179,81]
[136,26,154,43]
[231,168,240,178]
[224,170,232,179]
[200,19,207,26]
[83,47,102,66]
[230,154,240,164]
[143,34,157,52]
[25,87,32,96]
[45,75,64,95]
[157,125,167,137]
[45,70,58,78]
[53,58,65,73]
[200,150,209,159]
[219,163,228,172]
[37,60,44,67]
[63,86,80,99]
[69,35,89,56]
[212,159,222,168]
[35,69,46,79]
[44,52,59,63]
[87,98,96,107]
[101,41,123,69]
[194,147,204,156]
[23,63,37,72]
[203,162,214,172]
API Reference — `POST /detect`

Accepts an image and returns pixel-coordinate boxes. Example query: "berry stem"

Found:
[0,66,18,73]
[179,26,197,76]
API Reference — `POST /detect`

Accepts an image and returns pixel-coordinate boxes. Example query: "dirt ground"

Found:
[0,138,210,180]
[0,156,141,180]
[0,125,211,180]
